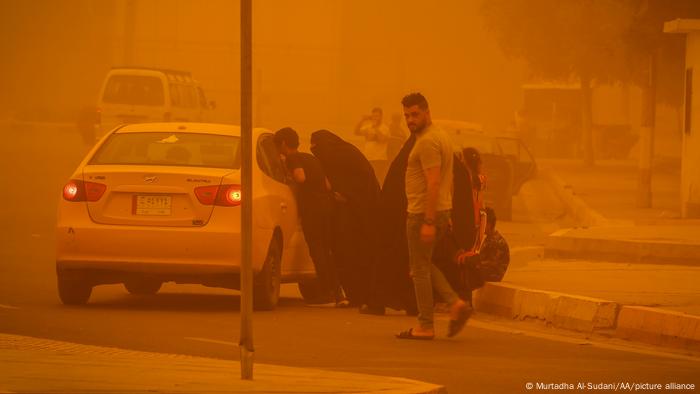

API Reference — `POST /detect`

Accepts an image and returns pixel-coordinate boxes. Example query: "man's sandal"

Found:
[447,305,473,337]
[395,328,434,340]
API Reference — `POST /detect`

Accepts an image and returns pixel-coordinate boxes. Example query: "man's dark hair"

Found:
[484,206,497,228]
[371,107,383,115]
[273,127,299,149]
[401,92,429,110]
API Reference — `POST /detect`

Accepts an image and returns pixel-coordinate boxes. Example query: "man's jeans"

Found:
[406,210,459,330]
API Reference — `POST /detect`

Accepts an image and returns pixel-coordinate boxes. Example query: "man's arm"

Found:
[354,116,370,136]
[423,165,441,224]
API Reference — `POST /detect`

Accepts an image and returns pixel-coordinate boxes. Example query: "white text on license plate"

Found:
[134,195,172,216]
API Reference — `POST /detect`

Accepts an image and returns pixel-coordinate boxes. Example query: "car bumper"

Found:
[56,203,269,276]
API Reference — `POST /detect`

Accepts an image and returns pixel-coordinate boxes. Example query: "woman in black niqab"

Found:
[376,135,477,311]
[310,130,382,308]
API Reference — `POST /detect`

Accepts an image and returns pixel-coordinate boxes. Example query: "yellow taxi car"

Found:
[56,122,317,309]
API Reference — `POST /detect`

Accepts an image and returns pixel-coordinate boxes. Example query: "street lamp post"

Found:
[239,0,254,381]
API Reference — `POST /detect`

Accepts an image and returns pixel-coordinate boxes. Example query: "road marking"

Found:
[0,304,19,310]
[184,337,238,347]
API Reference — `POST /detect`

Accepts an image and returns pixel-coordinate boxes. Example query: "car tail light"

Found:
[63,180,106,202]
[219,184,242,206]
[194,185,218,205]
[195,184,242,207]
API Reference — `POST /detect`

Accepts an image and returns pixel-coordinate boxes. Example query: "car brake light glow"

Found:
[222,185,242,206]
[195,184,242,207]
[62,180,106,202]
[63,181,80,201]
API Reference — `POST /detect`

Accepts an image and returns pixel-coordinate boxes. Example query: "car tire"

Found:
[253,234,282,311]
[124,279,162,295]
[57,275,92,305]
[297,279,332,305]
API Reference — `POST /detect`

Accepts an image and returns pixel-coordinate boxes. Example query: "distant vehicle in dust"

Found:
[95,67,215,140]
[434,120,537,221]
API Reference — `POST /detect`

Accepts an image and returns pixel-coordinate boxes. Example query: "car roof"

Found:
[110,66,192,77]
[433,119,484,133]
[114,122,269,137]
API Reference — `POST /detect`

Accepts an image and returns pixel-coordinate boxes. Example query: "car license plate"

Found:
[134,195,171,216]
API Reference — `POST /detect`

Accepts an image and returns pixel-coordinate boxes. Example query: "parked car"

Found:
[56,122,317,309]
[434,120,537,221]
[96,67,215,140]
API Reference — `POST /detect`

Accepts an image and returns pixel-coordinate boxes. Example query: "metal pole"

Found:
[239,0,254,380]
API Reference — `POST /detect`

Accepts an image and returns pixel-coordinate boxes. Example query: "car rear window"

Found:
[102,75,165,106]
[90,132,241,169]
[448,133,494,154]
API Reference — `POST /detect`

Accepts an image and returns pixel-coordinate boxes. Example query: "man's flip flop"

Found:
[447,305,473,338]
[395,328,434,340]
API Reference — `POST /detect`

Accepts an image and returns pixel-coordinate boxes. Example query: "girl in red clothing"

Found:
[461,147,487,252]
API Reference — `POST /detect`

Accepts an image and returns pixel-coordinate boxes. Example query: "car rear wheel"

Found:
[253,234,282,311]
[57,275,92,305]
[124,279,162,295]
[298,279,332,304]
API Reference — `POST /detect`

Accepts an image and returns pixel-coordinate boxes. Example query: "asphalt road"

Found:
[1,123,698,393]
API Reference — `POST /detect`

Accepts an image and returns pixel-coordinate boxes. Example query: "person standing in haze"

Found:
[273,127,349,307]
[354,107,390,184]
[309,130,383,311]
[396,93,471,340]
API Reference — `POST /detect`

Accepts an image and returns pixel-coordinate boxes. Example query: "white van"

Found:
[96,67,214,139]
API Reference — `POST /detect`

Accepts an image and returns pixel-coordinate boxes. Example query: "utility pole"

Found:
[239,0,254,380]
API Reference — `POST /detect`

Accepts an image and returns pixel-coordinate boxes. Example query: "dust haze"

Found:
[1,0,691,219]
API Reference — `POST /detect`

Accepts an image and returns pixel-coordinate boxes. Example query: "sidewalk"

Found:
[0,333,445,394]
[539,159,700,265]
[472,158,700,352]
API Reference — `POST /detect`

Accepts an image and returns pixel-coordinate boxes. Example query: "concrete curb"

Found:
[616,306,700,352]
[540,167,700,265]
[473,283,619,332]
[473,282,700,352]
[545,229,700,266]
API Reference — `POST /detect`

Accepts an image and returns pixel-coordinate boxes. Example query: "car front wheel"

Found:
[253,234,282,310]
[57,275,92,305]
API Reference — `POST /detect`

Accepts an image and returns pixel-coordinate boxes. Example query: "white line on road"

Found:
[0,304,19,310]
[184,337,238,347]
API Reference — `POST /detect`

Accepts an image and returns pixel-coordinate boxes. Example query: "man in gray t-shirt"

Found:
[396,93,471,341]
